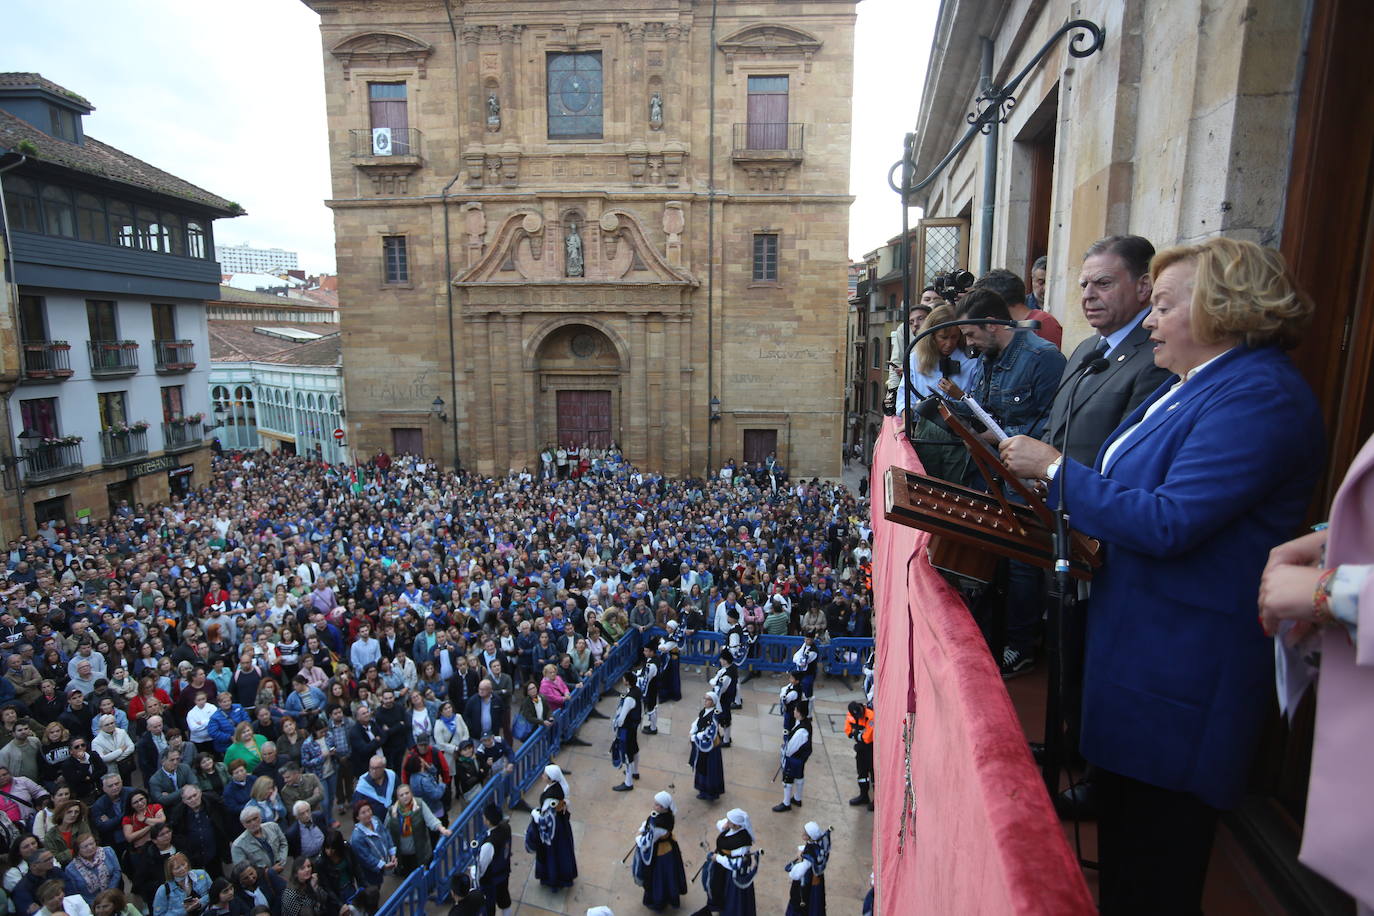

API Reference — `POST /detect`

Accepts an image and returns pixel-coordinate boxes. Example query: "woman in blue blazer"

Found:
[1002,237,1322,915]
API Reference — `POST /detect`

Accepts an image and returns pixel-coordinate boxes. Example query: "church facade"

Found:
[303,0,858,477]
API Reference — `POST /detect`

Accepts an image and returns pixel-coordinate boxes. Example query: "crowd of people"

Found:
[0,445,873,916]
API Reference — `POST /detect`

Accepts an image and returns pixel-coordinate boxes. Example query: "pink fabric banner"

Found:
[869,417,1094,915]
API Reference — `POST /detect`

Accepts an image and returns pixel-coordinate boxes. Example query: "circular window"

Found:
[570,332,599,359]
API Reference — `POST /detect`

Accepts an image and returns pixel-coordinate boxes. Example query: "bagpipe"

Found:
[688,715,718,766]
[701,850,764,892]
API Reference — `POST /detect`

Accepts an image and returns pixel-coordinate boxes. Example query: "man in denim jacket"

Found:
[959,287,1066,449]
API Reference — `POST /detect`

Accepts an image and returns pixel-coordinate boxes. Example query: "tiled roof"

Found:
[297,288,339,308]
[258,333,341,367]
[0,72,93,110]
[213,286,334,309]
[0,109,238,214]
[210,321,340,364]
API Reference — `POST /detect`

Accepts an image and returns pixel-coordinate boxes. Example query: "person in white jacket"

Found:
[91,715,136,783]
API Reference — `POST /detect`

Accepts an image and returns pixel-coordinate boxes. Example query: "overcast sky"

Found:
[0,0,935,273]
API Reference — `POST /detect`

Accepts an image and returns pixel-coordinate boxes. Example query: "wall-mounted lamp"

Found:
[709,396,721,422]
[431,396,448,422]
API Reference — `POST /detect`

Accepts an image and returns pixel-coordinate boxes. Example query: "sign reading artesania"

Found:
[126,455,180,479]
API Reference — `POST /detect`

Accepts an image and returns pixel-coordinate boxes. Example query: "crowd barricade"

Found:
[375,624,875,916]
[823,637,871,677]
[676,630,724,665]
[384,866,430,916]
[373,628,647,916]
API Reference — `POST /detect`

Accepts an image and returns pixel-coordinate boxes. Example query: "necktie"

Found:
[1092,336,1110,359]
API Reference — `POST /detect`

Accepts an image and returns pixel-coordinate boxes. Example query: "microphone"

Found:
[1026,353,1110,445]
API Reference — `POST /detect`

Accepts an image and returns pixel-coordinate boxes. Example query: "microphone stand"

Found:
[1042,359,1106,864]
[898,317,1042,442]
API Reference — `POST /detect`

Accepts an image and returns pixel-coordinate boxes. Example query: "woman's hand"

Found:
[439,826,452,837]
[1264,528,1328,575]
[1259,562,1326,638]
[999,436,1062,480]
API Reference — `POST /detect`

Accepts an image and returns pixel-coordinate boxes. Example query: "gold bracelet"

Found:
[1312,567,1337,627]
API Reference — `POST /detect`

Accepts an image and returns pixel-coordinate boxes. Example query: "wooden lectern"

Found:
[884,397,1100,582]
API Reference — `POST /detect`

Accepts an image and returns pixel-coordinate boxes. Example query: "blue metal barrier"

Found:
[824,638,872,677]
[387,865,431,916]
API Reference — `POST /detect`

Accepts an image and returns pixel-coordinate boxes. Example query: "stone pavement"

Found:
[491,666,875,915]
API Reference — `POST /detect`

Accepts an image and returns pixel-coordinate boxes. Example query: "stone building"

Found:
[888,0,1374,908]
[302,0,858,477]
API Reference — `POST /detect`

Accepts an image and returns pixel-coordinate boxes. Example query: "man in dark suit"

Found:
[147,746,196,813]
[347,703,385,775]
[1018,235,1172,815]
[135,714,171,786]
[1043,235,1172,465]
[462,679,507,742]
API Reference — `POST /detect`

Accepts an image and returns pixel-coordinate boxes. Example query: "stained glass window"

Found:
[547,52,603,139]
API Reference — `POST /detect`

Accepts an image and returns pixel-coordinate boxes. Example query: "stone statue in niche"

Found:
[649,92,663,130]
[565,222,584,277]
[486,93,501,131]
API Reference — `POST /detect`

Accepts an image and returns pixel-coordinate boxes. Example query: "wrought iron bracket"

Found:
[887,19,1106,200]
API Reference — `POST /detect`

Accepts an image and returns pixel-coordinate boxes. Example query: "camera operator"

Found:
[974,268,1063,350]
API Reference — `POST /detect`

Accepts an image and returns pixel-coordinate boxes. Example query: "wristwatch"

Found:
[1043,457,1063,481]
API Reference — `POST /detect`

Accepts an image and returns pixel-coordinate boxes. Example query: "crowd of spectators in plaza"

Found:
[0,446,871,916]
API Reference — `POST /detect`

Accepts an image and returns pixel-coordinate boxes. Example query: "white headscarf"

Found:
[654,791,676,815]
[805,821,824,841]
[544,764,570,798]
[725,807,753,836]
[666,619,678,631]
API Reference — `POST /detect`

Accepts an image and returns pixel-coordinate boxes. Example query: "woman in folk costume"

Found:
[524,765,577,889]
[658,622,683,702]
[611,671,642,792]
[631,791,688,911]
[689,691,725,801]
[691,808,758,916]
[708,649,738,747]
[784,822,831,916]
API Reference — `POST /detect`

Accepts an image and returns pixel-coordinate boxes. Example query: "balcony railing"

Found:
[21,341,73,382]
[162,421,204,452]
[349,127,423,163]
[732,122,805,160]
[99,428,148,466]
[154,339,196,373]
[22,442,83,483]
[88,340,139,377]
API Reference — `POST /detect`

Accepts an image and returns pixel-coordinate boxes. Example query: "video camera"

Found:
[932,268,975,304]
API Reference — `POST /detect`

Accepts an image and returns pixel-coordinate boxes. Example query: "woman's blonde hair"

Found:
[250,775,275,801]
[1151,237,1312,349]
[914,305,961,376]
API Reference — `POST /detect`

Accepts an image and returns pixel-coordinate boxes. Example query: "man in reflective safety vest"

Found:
[845,701,874,810]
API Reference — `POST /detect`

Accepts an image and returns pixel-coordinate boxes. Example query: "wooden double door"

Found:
[555,390,612,448]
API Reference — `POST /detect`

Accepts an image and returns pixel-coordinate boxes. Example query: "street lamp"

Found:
[5,428,42,538]
[431,396,448,422]
[709,396,721,422]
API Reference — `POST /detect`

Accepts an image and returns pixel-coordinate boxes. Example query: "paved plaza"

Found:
[486,666,875,915]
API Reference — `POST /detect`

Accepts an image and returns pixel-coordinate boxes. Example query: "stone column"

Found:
[487,313,509,472]
[624,22,645,140]
[646,313,663,470]
[499,25,520,141]
[467,311,493,474]
[505,313,529,466]
[627,314,648,465]
[664,313,684,474]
